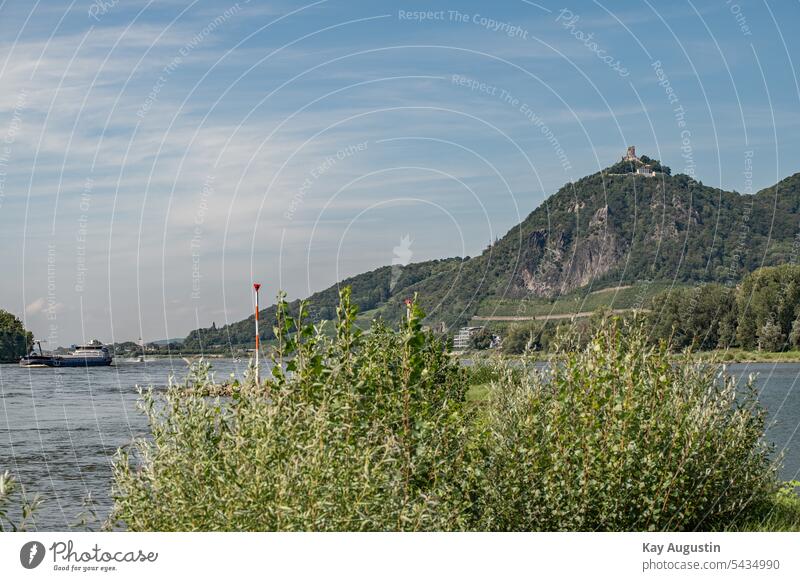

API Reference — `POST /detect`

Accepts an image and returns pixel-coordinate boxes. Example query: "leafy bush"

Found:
[111,291,780,531]
[758,319,786,352]
[111,289,473,531]
[470,318,778,531]
[501,321,558,354]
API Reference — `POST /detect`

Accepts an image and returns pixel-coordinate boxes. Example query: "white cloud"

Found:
[25,296,64,315]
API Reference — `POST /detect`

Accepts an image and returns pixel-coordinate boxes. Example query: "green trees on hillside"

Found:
[734,265,800,350]
[647,284,738,350]
[497,265,800,354]
[646,265,800,352]
[181,258,463,351]
[0,310,32,363]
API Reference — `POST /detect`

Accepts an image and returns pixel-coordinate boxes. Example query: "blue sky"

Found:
[1,0,798,345]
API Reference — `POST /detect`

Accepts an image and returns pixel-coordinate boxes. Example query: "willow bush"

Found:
[111,289,473,531]
[0,471,41,531]
[471,318,778,531]
[112,292,780,531]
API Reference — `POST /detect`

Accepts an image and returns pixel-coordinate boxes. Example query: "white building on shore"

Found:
[453,326,484,350]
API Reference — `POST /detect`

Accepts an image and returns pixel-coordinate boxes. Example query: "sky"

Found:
[1,0,799,346]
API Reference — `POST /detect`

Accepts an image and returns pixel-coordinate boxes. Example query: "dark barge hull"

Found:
[18,355,56,368]
[19,356,112,368]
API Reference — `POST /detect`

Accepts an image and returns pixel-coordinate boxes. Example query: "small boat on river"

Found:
[19,340,113,368]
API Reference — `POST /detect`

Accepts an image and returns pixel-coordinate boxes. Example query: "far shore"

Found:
[691,350,800,363]
[7,348,800,367]
[461,349,800,364]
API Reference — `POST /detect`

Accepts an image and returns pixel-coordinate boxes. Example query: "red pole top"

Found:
[253,283,261,292]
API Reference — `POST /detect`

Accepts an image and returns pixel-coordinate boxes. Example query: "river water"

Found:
[1,359,799,531]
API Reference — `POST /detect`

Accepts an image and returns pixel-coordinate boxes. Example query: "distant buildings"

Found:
[622,146,657,177]
[453,326,484,350]
[452,326,502,350]
[636,164,655,177]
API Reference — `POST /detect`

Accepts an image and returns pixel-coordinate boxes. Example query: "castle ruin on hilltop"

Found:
[622,145,656,177]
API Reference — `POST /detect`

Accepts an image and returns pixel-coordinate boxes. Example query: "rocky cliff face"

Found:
[518,205,625,297]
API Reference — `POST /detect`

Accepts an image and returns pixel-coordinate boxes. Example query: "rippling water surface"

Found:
[0,358,248,530]
[1,359,799,530]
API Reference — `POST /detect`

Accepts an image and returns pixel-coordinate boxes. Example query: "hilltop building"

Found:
[636,164,655,177]
[623,145,639,162]
[620,146,658,177]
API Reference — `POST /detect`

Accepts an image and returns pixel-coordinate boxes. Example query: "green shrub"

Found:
[111,289,473,531]
[110,291,780,531]
[733,481,800,531]
[470,318,779,531]
[502,321,551,354]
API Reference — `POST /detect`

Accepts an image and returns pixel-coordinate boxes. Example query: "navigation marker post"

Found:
[254,283,261,385]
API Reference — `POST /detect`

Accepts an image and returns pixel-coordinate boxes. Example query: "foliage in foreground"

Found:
[471,319,778,531]
[112,291,781,531]
[0,471,41,531]
[112,290,472,531]
[727,481,800,531]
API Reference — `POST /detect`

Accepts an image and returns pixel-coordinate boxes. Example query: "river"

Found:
[1,359,799,530]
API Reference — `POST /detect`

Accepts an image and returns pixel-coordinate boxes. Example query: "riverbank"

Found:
[692,349,800,363]
[462,349,800,364]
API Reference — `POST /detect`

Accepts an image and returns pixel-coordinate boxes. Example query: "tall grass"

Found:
[110,291,783,531]
[728,481,800,531]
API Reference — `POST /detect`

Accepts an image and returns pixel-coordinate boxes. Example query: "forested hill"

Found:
[183,156,800,350]
[183,258,464,350]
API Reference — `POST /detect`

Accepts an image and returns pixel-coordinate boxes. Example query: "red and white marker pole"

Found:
[253,283,261,384]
